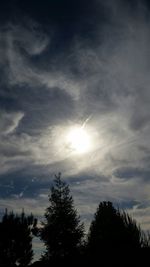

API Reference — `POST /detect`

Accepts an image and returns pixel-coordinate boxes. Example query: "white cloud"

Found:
[0,111,24,135]
[0,0,150,232]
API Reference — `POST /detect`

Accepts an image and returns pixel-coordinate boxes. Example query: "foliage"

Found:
[0,209,37,266]
[40,173,84,261]
[1,175,150,266]
[87,201,142,255]
[140,231,150,248]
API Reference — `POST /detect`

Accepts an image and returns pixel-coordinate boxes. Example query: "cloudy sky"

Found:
[1,0,150,258]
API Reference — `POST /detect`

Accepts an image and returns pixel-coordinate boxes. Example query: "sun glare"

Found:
[66,126,91,154]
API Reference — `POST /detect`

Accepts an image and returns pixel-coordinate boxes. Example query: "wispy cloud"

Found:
[0,0,150,233]
[0,111,24,135]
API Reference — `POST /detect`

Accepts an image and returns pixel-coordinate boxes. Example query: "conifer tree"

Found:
[87,201,142,255]
[40,173,84,261]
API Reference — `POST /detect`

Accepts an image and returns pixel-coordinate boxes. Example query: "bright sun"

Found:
[66,126,91,154]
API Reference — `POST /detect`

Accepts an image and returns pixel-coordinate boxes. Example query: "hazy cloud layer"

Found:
[0,0,150,248]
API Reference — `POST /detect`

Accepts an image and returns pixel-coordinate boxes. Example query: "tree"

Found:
[0,209,37,266]
[87,201,142,256]
[40,173,84,262]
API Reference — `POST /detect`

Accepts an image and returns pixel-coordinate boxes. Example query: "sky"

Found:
[1,0,150,260]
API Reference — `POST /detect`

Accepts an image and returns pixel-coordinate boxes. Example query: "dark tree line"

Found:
[0,210,37,267]
[0,174,150,267]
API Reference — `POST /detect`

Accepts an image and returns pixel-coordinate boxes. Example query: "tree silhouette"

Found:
[0,209,37,266]
[40,173,84,262]
[87,201,142,257]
